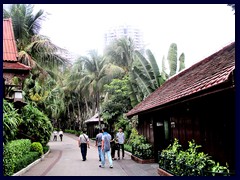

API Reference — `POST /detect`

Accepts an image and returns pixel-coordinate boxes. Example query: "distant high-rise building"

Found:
[104,25,144,51]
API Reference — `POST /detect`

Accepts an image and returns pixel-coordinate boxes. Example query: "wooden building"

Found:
[3,18,31,106]
[126,42,235,170]
[84,113,105,138]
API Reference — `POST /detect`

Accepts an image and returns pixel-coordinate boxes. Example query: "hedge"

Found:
[3,139,32,176]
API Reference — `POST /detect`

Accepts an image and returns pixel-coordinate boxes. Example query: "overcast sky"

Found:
[18,4,236,68]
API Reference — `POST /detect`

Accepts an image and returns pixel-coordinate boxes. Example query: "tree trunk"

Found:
[96,91,101,128]
[71,101,76,130]
[77,99,82,130]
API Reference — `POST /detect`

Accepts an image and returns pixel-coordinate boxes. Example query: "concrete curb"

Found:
[12,149,51,176]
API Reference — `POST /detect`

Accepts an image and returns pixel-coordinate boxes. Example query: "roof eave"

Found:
[127,77,235,118]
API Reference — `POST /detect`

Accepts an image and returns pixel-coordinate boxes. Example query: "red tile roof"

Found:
[127,42,235,118]
[3,18,31,71]
[3,18,18,61]
[3,62,31,70]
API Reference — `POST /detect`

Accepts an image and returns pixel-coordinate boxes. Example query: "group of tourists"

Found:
[77,127,125,169]
[53,129,64,141]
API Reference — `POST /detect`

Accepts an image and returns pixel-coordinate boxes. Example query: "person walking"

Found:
[110,131,117,160]
[116,127,125,160]
[78,130,90,161]
[59,129,63,141]
[53,130,58,141]
[99,127,113,168]
[95,129,103,161]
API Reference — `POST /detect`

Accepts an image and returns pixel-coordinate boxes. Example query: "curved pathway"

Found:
[21,133,159,176]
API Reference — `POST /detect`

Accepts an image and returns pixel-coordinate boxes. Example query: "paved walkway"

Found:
[20,133,159,176]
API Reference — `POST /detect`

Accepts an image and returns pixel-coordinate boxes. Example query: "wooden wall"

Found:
[137,88,235,169]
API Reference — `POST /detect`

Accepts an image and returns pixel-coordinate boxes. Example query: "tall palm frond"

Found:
[104,37,135,73]
[134,50,156,89]
[178,53,185,72]
[167,43,178,77]
[146,49,162,87]
[133,66,154,96]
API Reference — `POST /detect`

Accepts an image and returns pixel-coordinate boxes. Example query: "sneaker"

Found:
[99,165,105,168]
[109,165,113,168]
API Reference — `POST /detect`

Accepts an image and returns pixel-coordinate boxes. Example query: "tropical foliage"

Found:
[18,103,53,146]
[128,128,154,159]
[101,77,131,125]
[167,43,186,77]
[159,139,231,176]
[3,4,188,167]
[3,100,23,144]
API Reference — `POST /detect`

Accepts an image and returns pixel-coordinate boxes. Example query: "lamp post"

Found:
[13,90,23,102]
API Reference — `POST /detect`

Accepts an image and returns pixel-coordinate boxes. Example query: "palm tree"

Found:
[68,50,124,127]
[104,37,135,73]
[3,4,69,70]
[104,37,139,106]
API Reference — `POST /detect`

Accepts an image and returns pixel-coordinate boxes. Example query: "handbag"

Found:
[83,134,88,142]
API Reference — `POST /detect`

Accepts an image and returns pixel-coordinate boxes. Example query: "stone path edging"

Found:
[12,149,51,176]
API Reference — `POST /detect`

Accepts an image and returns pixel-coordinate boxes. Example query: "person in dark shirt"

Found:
[110,131,118,160]
[95,129,103,161]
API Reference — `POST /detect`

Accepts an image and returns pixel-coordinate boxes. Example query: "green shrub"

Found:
[43,145,50,154]
[64,129,81,136]
[124,144,132,153]
[31,142,43,156]
[18,104,53,146]
[3,139,31,176]
[128,128,146,146]
[3,99,23,144]
[159,139,231,176]
[128,128,153,159]
[14,152,39,173]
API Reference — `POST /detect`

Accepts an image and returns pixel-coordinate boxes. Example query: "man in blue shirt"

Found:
[99,127,113,168]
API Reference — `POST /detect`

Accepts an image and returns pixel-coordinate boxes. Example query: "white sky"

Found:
[27,4,235,68]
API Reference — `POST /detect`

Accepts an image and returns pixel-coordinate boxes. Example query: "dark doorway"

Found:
[153,118,170,162]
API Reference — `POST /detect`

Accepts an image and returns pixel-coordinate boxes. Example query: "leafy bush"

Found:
[31,142,43,156]
[18,103,53,146]
[64,129,81,136]
[3,139,31,176]
[43,145,50,154]
[159,139,231,176]
[160,138,182,161]
[128,128,153,159]
[133,143,154,159]
[3,100,23,144]
[14,152,39,173]
[128,128,146,146]
[124,144,132,153]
